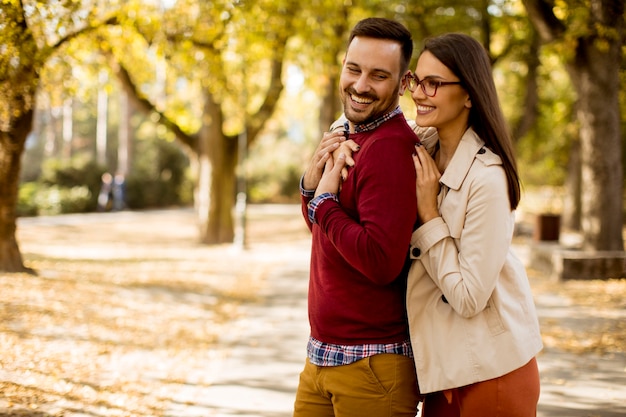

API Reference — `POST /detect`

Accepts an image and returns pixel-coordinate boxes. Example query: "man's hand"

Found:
[315,153,347,197]
[303,131,346,190]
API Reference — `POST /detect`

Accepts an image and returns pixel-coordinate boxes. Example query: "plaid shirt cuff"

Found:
[307,193,339,224]
[299,176,315,198]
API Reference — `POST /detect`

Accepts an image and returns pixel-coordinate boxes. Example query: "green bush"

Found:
[17,182,92,216]
[39,155,106,211]
[17,182,40,217]
[245,133,309,204]
[123,139,192,209]
[37,185,92,215]
[18,138,194,214]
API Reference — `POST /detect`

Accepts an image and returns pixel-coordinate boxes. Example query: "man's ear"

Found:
[398,70,411,95]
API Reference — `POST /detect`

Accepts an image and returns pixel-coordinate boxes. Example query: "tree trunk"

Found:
[566,10,623,250]
[318,74,340,134]
[0,2,39,273]
[0,110,35,273]
[318,17,348,134]
[571,57,623,250]
[562,136,582,231]
[0,6,123,273]
[109,24,290,246]
[114,60,241,245]
[62,98,73,160]
[96,70,109,167]
[523,0,624,251]
[195,91,238,244]
[117,89,132,176]
[512,29,541,142]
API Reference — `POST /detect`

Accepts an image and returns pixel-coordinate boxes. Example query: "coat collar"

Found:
[439,128,502,191]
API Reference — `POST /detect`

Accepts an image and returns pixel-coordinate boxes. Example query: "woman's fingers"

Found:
[332,152,347,174]
[334,139,360,180]
[343,140,360,167]
[414,145,440,180]
[413,144,441,222]
[315,153,346,197]
[412,145,427,175]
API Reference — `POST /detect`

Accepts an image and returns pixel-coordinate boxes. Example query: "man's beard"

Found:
[341,86,398,125]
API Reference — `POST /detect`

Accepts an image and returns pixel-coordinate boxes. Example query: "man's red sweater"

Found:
[302,114,419,345]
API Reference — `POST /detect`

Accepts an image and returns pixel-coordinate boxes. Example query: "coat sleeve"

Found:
[410,166,512,317]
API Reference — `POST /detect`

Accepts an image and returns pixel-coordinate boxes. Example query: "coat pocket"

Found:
[484,297,506,335]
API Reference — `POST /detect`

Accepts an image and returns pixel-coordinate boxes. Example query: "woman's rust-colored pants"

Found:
[422,358,540,417]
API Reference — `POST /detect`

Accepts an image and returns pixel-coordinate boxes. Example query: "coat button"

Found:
[478,147,486,154]
[411,247,421,257]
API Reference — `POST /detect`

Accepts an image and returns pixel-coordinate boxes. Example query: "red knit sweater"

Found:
[302,114,419,345]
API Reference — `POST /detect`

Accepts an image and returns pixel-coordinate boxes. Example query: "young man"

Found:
[295,17,422,417]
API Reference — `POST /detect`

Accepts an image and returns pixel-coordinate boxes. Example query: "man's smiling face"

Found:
[339,36,404,125]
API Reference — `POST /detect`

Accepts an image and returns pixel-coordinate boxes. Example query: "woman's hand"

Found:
[303,131,346,190]
[413,144,441,223]
[315,153,347,197]
[332,139,360,180]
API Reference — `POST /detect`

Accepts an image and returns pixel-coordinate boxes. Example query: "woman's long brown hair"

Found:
[422,33,521,210]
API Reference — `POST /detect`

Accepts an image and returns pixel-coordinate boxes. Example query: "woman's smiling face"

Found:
[411,50,471,134]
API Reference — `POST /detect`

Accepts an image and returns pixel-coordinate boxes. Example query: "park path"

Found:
[2,206,625,416]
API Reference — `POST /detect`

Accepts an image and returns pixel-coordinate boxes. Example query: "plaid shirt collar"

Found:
[343,106,403,133]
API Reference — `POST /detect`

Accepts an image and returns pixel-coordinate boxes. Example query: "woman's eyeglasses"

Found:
[405,73,461,97]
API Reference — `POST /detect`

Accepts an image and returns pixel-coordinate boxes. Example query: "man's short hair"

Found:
[348,17,413,72]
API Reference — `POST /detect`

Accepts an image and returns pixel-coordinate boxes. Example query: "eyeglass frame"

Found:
[404,72,462,97]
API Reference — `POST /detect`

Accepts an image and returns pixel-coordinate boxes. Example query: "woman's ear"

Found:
[465,95,472,109]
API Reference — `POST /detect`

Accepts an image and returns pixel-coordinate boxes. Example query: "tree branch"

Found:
[109,55,198,151]
[245,1,299,144]
[521,0,566,42]
[37,15,119,63]
[246,57,284,142]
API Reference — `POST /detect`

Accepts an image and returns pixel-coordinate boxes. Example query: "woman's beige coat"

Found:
[407,127,543,394]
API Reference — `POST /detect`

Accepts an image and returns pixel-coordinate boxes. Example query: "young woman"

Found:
[405,33,543,416]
